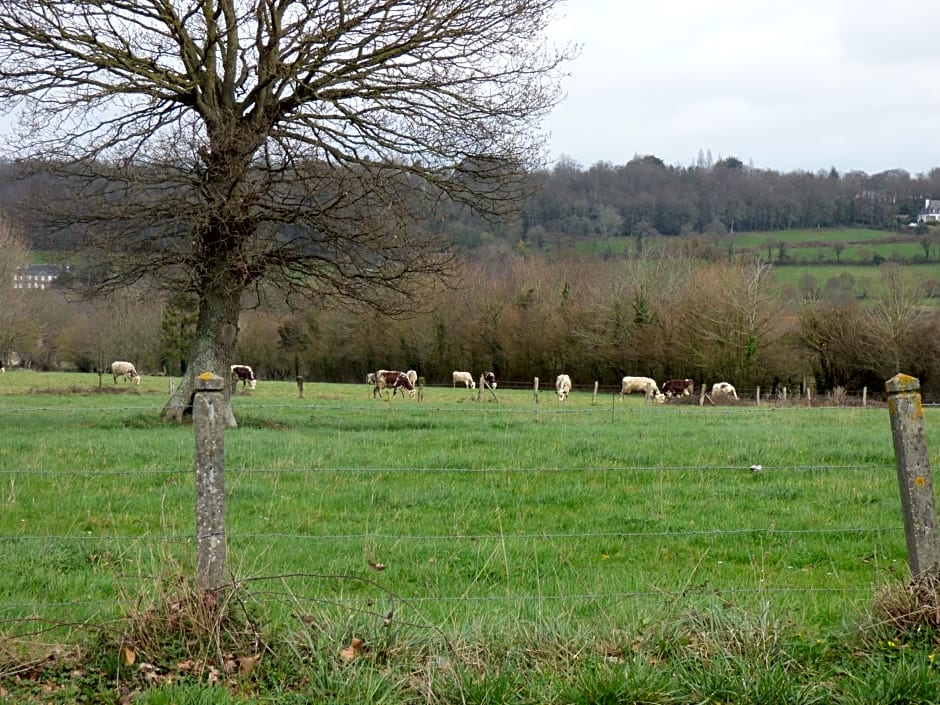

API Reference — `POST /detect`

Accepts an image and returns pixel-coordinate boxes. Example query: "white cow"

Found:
[111,360,141,385]
[556,374,572,401]
[406,369,418,387]
[453,370,476,388]
[712,382,738,399]
[620,376,664,401]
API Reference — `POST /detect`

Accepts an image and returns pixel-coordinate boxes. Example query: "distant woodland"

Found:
[4,156,940,398]
[446,155,940,251]
[4,155,940,254]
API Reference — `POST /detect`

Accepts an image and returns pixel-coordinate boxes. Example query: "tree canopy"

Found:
[0,0,572,423]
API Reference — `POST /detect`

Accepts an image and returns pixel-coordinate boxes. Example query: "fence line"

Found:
[0,526,904,543]
[0,397,901,416]
[0,463,901,476]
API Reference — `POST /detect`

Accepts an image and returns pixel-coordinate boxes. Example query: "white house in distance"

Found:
[916,198,940,224]
[12,264,70,290]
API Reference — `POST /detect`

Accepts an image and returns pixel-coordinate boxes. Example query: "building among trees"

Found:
[12,264,69,290]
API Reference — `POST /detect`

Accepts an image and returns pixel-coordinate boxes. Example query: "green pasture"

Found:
[729,228,892,250]
[0,372,920,635]
[5,371,940,703]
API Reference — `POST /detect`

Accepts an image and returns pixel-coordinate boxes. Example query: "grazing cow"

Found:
[230,364,257,390]
[406,369,418,387]
[620,375,662,398]
[556,374,572,401]
[620,376,665,403]
[481,371,497,389]
[111,360,141,385]
[712,382,738,399]
[376,370,416,399]
[368,370,387,398]
[453,370,476,388]
[662,378,694,397]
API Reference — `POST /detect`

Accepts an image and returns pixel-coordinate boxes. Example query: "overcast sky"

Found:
[544,0,940,175]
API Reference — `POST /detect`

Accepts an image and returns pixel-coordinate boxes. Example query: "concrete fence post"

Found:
[886,374,940,577]
[193,372,228,593]
[592,381,599,404]
[533,377,539,404]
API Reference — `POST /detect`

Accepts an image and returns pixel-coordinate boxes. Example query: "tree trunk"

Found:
[161,269,242,428]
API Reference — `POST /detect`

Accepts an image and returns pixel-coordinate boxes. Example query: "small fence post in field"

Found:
[533,377,539,404]
[169,378,175,395]
[862,386,867,408]
[193,372,228,593]
[886,373,940,576]
[699,383,707,406]
[296,375,304,398]
[592,381,599,404]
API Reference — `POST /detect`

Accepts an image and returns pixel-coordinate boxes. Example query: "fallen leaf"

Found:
[122,647,136,666]
[239,654,261,674]
[340,637,365,662]
[367,560,386,571]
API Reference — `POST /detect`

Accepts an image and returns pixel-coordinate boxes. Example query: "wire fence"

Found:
[0,395,920,637]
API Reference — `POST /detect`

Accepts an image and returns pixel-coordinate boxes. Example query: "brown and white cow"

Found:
[662,378,694,397]
[556,374,572,401]
[368,369,388,398]
[481,371,497,389]
[111,360,141,385]
[231,364,257,390]
[375,370,416,399]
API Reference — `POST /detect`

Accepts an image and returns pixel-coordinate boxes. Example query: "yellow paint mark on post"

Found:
[916,476,927,488]
[197,371,215,380]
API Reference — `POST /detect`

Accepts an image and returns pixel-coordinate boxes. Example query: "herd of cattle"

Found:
[610,376,738,403]
[105,359,739,404]
[108,361,258,390]
[365,369,498,399]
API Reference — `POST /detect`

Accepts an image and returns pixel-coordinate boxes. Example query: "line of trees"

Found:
[7,242,940,401]
[7,155,939,262]
[437,156,940,252]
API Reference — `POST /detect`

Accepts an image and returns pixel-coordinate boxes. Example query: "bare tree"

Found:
[0,0,572,424]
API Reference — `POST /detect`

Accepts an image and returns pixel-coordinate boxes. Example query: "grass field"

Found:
[3,371,940,703]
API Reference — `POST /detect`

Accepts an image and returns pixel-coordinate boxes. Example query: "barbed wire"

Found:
[0,526,904,543]
[0,463,899,476]
[0,396,902,416]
